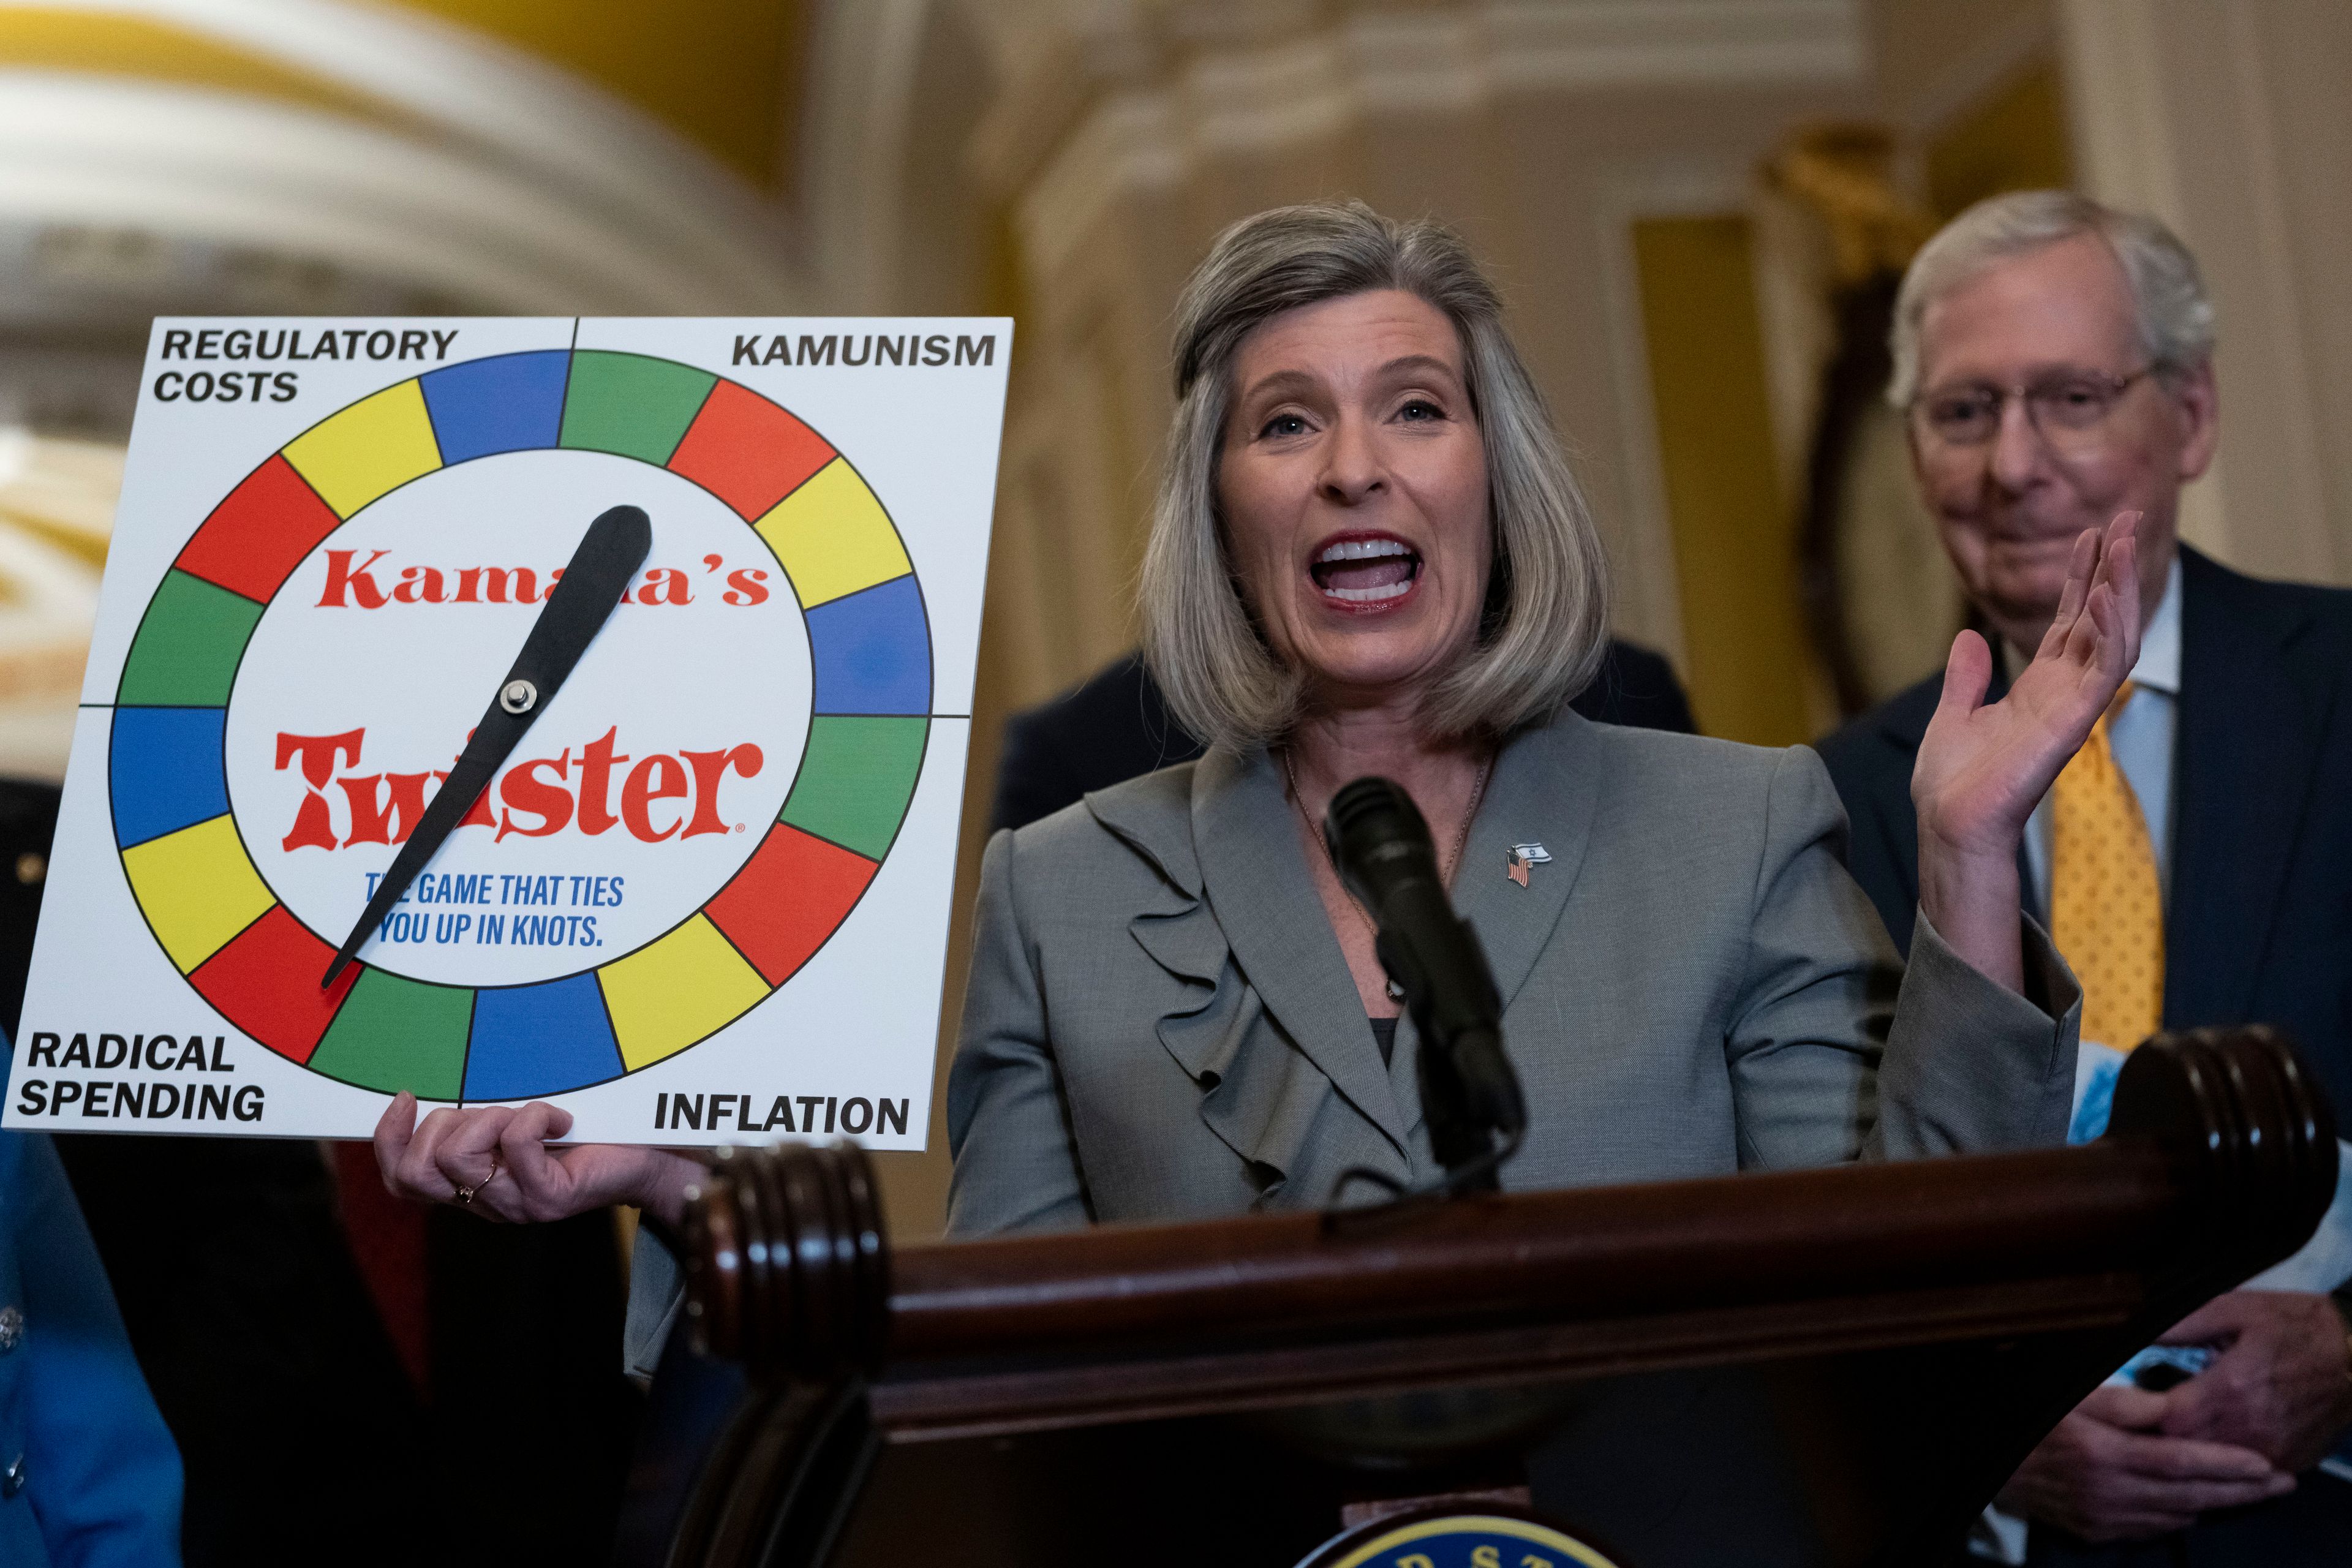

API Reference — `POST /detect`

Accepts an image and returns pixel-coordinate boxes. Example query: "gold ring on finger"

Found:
[453,1155,501,1207]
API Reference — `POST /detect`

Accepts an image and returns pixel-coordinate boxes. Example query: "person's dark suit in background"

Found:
[1814,190,2352,1564]
[991,639,1696,834]
[1820,547,2352,1117]
[0,780,641,1566]
[1823,547,2352,1566]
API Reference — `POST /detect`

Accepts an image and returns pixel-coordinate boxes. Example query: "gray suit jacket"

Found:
[946,709,2082,1235]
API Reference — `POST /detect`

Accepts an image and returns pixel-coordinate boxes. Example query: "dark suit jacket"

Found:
[1815,545,2352,1142]
[991,639,1698,834]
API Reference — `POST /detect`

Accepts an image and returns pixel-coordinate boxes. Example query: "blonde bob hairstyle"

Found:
[1139,200,1610,753]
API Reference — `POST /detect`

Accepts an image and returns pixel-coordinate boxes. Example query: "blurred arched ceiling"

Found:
[0,0,831,777]
[390,1,810,190]
[0,0,810,188]
[0,1,815,366]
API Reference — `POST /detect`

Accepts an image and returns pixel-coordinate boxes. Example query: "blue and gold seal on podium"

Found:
[1299,1510,1623,1568]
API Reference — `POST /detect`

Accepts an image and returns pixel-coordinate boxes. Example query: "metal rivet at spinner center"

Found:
[500,679,538,715]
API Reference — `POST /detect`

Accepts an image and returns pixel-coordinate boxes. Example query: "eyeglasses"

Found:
[1909,366,2153,454]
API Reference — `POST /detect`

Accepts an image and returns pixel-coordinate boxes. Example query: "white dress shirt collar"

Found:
[2128,552,2184,696]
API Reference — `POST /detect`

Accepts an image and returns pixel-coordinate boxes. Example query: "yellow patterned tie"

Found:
[2049,683,2164,1050]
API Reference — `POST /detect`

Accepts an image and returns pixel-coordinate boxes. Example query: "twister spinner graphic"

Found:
[106,348,935,1104]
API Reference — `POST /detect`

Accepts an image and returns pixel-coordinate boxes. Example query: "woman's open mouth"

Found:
[1309,535,1420,608]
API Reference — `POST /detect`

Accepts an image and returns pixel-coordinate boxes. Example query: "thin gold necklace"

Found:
[1284,745,1493,1005]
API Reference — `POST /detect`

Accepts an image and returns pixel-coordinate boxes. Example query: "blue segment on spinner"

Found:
[420,350,571,465]
[110,707,230,849]
[805,575,932,715]
[462,973,624,1100]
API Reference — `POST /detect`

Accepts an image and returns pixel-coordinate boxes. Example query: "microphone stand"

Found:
[1324,777,1529,1208]
[1373,929,1513,1192]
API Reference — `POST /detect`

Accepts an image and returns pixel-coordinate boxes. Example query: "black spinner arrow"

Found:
[322,503,652,987]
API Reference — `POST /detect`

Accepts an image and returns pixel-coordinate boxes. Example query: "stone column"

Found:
[2060,0,2352,585]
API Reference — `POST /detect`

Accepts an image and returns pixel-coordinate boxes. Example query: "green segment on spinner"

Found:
[560,352,718,466]
[107,345,935,1104]
[782,716,930,859]
[118,572,263,706]
[308,970,475,1100]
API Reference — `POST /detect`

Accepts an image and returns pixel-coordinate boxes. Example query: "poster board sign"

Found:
[3,318,1009,1146]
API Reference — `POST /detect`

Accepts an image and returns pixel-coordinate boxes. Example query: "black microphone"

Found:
[1324,777,1527,1187]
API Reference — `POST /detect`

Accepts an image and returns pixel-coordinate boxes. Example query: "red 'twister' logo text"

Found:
[274,726,764,850]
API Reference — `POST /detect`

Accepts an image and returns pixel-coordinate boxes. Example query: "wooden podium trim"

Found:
[866,1272,2150,1442]
[643,1027,2340,1568]
[871,1140,2183,1362]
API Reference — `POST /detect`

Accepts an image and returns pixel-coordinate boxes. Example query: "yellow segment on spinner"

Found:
[597,914,771,1070]
[282,379,443,517]
[753,457,913,609]
[121,815,276,973]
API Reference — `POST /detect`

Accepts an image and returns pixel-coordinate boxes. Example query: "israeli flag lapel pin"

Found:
[1506,841,1551,888]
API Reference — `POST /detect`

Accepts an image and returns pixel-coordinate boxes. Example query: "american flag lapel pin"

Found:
[1506,842,1551,888]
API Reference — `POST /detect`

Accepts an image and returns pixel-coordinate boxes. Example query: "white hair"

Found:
[1139,200,1611,753]
[1888,190,2215,406]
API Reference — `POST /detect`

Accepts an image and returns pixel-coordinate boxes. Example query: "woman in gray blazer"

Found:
[944,200,2141,1237]
[374,203,2138,1296]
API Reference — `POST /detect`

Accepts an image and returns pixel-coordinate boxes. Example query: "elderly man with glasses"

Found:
[1819,190,2352,1564]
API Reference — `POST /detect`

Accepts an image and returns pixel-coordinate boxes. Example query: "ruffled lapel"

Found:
[1087,771,1405,1191]
[1082,712,1602,1182]
[1189,745,1412,1158]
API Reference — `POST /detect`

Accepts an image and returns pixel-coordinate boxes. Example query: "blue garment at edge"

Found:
[0,1035,184,1567]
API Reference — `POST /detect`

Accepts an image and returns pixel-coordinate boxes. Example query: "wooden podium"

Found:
[616,1028,2338,1568]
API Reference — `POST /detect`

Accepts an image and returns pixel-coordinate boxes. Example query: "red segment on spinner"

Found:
[173,454,345,604]
[189,905,360,1065]
[667,379,835,519]
[706,823,878,987]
